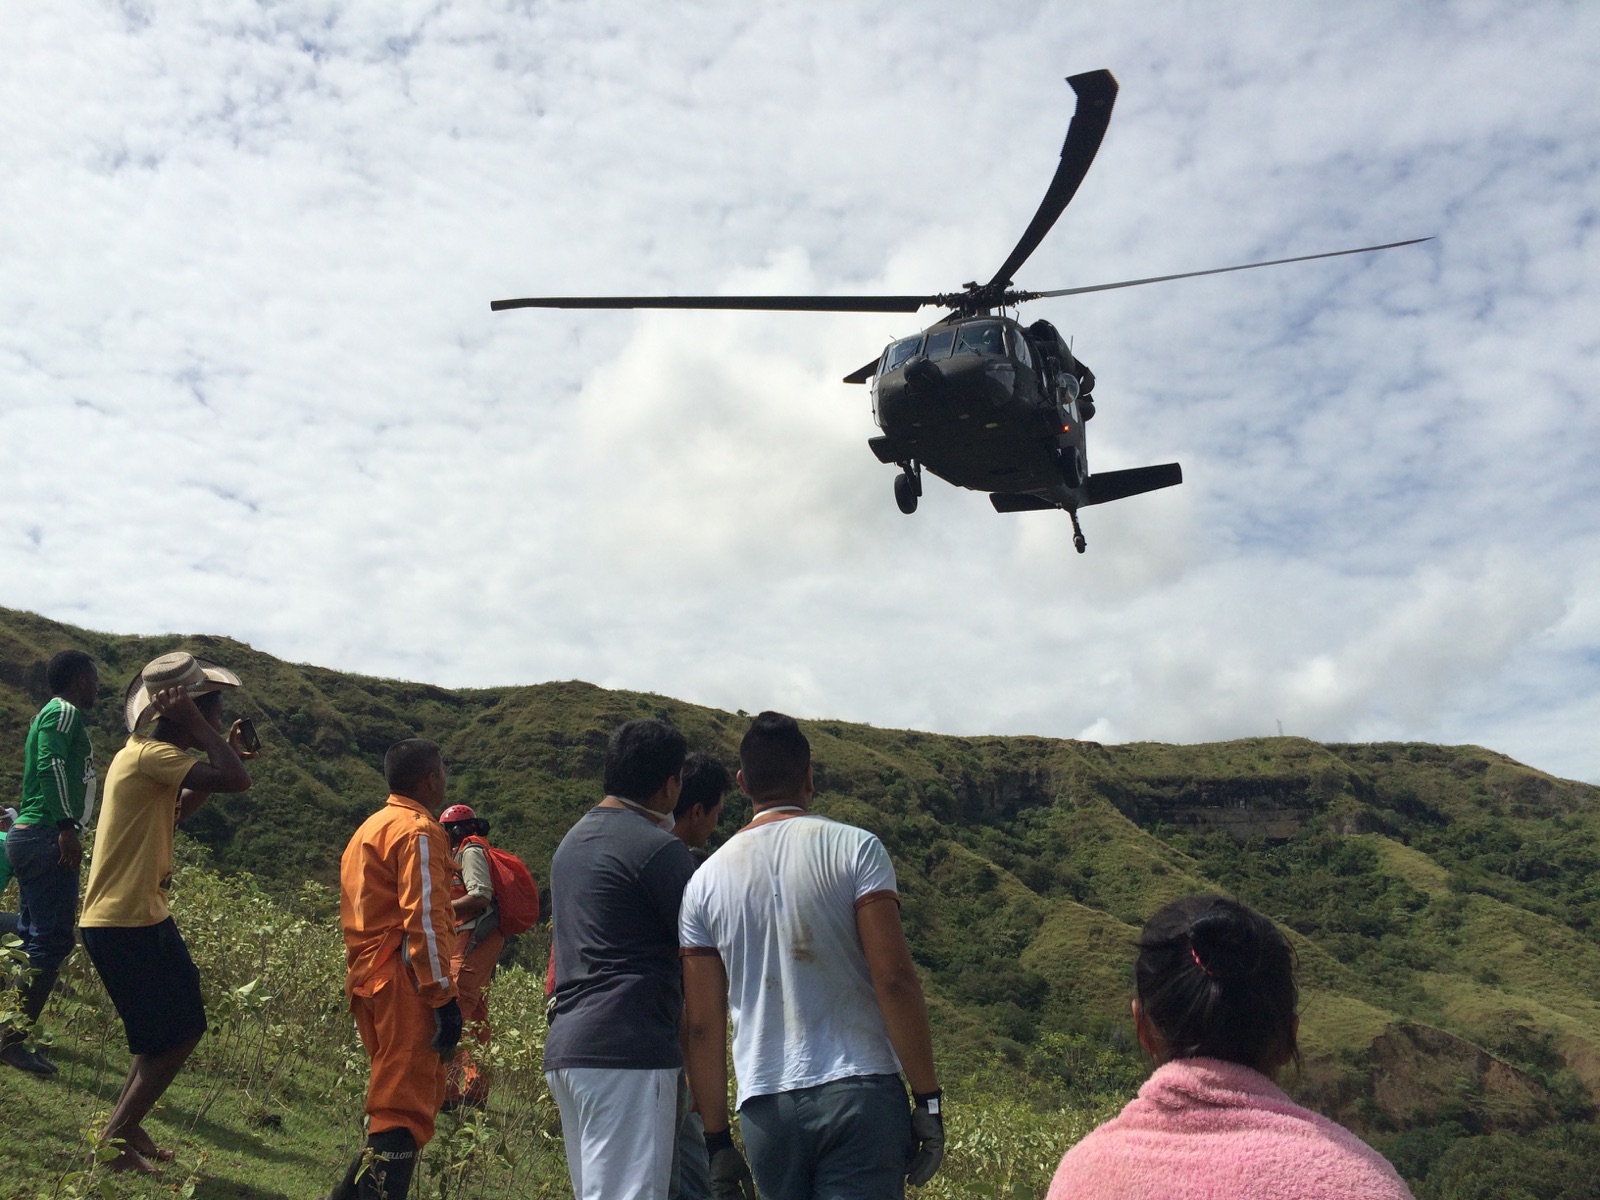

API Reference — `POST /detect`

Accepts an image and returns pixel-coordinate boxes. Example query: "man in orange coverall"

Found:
[327,739,463,1200]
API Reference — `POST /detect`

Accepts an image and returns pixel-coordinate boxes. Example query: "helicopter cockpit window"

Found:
[954,321,1004,358]
[1008,327,1033,368]
[924,328,956,360]
[882,336,924,372]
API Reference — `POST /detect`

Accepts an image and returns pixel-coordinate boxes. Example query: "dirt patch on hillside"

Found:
[1302,1021,1553,1135]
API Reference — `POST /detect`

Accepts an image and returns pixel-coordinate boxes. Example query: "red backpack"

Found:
[462,835,541,937]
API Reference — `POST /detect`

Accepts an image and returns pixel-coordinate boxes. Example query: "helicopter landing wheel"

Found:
[1070,509,1087,554]
[894,469,919,515]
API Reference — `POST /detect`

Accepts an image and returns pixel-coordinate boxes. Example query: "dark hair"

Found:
[675,753,732,818]
[385,738,443,795]
[47,650,95,696]
[603,720,687,801]
[738,712,810,803]
[1135,895,1299,1074]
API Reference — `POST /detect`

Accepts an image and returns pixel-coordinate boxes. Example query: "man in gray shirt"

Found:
[544,719,697,1200]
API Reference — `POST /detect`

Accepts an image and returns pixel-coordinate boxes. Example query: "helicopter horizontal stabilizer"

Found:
[1082,463,1183,506]
[843,358,879,385]
[868,435,909,464]
[989,493,1059,513]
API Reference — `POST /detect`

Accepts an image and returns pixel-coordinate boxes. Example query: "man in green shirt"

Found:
[2,650,99,1075]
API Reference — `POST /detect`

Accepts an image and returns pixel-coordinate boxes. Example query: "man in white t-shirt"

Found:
[679,712,944,1200]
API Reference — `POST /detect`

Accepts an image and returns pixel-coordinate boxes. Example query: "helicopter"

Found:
[493,69,1428,553]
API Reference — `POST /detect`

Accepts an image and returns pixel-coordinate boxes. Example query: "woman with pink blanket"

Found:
[1047,896,1414,1200]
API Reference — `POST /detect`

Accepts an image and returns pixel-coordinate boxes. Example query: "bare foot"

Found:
[104,1146,160,1174]
[126,1125,176,1163]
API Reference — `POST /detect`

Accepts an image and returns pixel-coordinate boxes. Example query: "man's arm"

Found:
[33,710,86,868]
[452,843,491,921]
[681,950,731,1133]
[452,894,489,920]
[683,949,757,1199]
[857,895,938,1095]
[859,894,945,1186]
[152,691,250,817]
[395,824,459,1003]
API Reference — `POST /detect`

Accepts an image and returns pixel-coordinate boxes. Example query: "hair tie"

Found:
[1190,945,1215,978]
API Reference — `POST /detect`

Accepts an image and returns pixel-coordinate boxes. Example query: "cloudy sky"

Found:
[4,2,1597,782]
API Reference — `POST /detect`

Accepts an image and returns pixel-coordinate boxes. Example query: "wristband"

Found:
[703,1128,734,1155]
[913,1088,942,1115]
[56,818,81,832]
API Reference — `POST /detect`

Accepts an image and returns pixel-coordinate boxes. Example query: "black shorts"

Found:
[81,918,207,1056]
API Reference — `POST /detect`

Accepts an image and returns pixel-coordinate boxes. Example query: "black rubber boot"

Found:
[358,1128,419,1200]
[325,1152,364,1200]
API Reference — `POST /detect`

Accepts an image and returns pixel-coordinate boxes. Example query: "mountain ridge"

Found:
[3,603,1597,1181]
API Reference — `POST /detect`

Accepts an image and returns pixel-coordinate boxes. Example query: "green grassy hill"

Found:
[3,605,1599,1198]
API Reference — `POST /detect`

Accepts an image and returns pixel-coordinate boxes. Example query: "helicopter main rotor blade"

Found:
[1022,237,1433,300]
[490,294,931,313]
[983,69,1118,293]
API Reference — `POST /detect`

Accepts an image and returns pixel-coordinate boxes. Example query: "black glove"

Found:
[906,1090,945,1186]
[431,998,463,1059]
[704,1128,755,1200]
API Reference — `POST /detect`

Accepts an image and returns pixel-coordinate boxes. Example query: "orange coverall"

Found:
[341,794,459,1146]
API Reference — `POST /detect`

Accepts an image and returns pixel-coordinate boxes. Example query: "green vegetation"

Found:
[3,606,1599,1198]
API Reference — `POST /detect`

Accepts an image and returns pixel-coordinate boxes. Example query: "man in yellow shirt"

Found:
[79,652,253,1173]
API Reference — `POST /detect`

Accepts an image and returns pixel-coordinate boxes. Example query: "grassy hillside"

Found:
[3,605,1600,1197]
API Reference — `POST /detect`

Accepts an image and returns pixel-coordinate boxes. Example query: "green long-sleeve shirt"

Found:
[17,698,97,829]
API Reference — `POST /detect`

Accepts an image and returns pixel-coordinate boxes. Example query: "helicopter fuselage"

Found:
[867,314,1092,508]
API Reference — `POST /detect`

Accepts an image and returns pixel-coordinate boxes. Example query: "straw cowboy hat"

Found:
[123,651,242,732]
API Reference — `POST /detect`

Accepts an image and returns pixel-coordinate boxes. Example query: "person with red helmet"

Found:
[439,803,501,1110]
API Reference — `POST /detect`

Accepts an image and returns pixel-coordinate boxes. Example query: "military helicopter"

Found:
[493,69,1427,553]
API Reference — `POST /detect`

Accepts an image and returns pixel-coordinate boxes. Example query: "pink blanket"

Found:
[1048,1058,1414,1200]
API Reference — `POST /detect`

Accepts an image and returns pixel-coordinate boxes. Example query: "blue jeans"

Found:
[741,1074,910,1200]
[4,825,79,1041]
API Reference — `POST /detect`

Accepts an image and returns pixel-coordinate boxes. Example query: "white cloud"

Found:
[2,1,1597,783]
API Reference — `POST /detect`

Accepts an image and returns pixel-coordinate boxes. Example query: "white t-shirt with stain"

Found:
[679,813,903,1106]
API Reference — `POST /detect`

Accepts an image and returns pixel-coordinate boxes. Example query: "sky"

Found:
[4,2,1598,782]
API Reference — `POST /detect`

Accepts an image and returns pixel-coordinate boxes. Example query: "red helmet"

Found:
[439,804,477,825]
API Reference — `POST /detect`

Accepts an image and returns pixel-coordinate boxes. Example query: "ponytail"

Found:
[1135,895,1299,1075]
